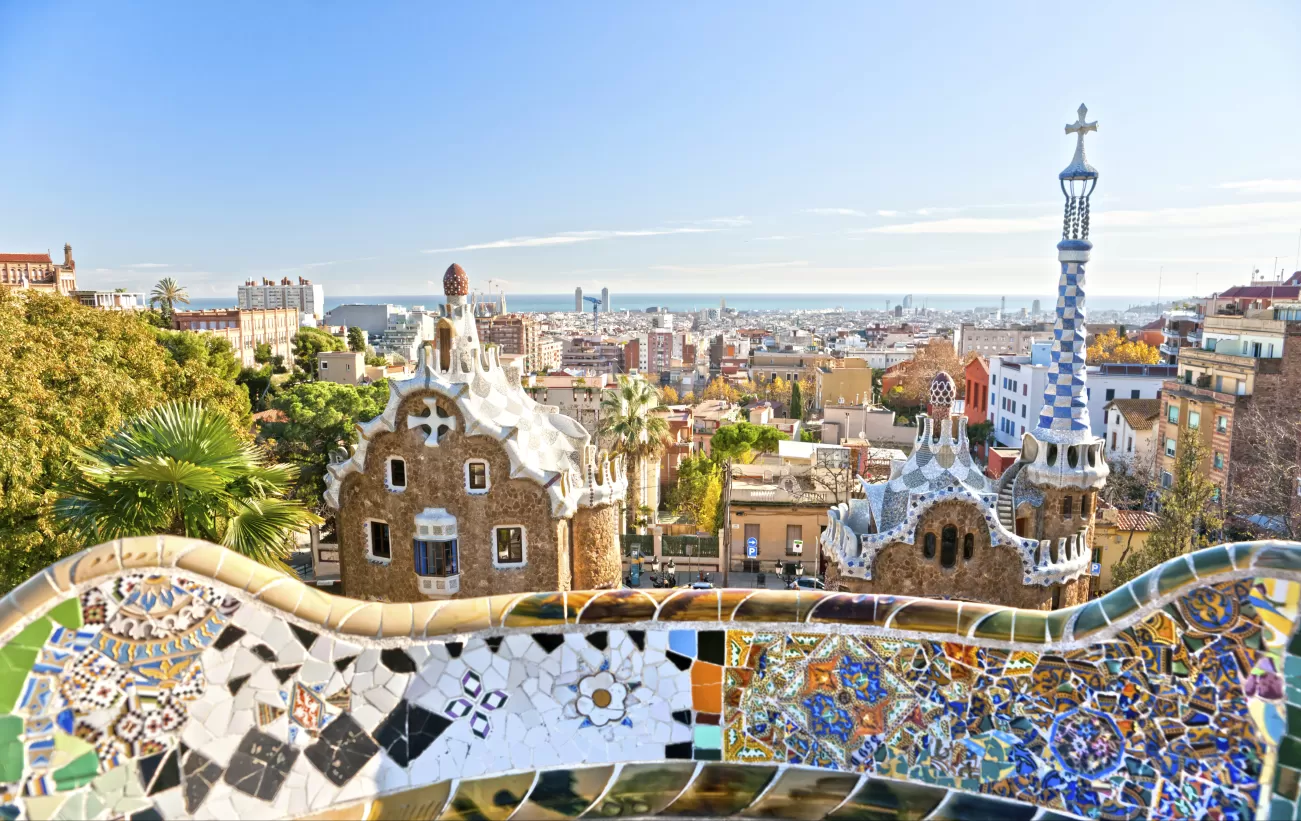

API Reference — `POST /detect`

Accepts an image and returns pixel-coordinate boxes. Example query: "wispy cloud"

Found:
[866,201,1301,235]
[875,210,901,217]
[751,235,799,241]
[1218,179,1301,194]
[670,216,751,228]
[649,260,810,274]
[802,208,869,217]
[423,224,729,253]
[126,262,170,269]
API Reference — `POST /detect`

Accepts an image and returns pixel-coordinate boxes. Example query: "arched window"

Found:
[1061,495,1073,517]
[1080,493,1092,517]
[923,533,936,560]
[963,533,974,561]
[940,526,958,568]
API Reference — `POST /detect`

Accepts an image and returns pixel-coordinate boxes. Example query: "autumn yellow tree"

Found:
[701,377,740,403]
[1087,330,1160,365]
[901,340,963,404]
[660,385,680,404]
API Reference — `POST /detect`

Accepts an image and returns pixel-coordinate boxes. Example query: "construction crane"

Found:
[583,296,602,334]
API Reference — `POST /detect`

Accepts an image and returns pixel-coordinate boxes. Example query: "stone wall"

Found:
[827,500,1057,609]
[571,503,621,590]
[337,393,564,600]
[1,535,1296,820]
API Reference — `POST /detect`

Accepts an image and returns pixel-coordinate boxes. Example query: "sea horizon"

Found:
[183,292,1182,315]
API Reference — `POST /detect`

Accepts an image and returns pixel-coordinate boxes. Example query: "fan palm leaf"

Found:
[53,401,319,568]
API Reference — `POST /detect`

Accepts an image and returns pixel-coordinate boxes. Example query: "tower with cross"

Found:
[993,104,1109,609]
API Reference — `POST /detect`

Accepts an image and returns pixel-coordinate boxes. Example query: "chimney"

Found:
[281,277,291,286]
[63,243,73,268]
[298,277,307,285]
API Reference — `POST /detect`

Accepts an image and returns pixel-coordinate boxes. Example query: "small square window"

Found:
[1188,411,1200,430]
[1165,438,1177,457]
[1213,452,1224,470]
[1167,405,1179,424]
[466,460,490,493]
[1104,388,1115,401]
[1216,416,1227,433]
[1161,471,1173,489]
[387,458,407,490]
[494,526,526,566]
[367,521,391,561]
[1131,389,1140,399]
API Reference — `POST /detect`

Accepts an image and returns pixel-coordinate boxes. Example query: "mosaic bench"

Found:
[0,536,1298,820]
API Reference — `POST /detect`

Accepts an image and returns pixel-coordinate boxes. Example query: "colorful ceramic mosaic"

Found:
[0,536,1299,819]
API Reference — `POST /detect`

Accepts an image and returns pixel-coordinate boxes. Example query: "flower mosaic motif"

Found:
[443,670,508,739]
[561,659,642,731]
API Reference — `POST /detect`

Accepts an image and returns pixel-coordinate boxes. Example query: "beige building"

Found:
[956,323,1054,358]
[537,337,563,372]
[172,307,299,368]
[1091,503,1159,593]
[0,245,77,296]
[318,351,365,385]
[749,350,823,384]
[324,264,628,602]
[814,357,876,410]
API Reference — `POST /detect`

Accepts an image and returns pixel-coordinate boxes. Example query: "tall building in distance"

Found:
[574,287,583,312]
[0,244,77,296]
[902,294,913,309]
[601,286,609,312]
[476,313,542,373]
[172,307,299,368]
[238,276,325,319]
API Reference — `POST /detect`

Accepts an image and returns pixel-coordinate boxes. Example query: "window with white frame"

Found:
[1188,411,1200,430]
[1161,471,1173,489]
[387,457,407,491]
[365,520,392,562]
[465,459,490,494]
[1165,438,1176,457]
[493,526,526,567]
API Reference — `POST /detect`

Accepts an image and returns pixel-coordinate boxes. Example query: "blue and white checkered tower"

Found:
[1035,104,1100,443]
[1015,105,1109,493]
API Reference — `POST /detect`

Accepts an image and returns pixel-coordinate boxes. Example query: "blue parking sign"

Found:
[746,536,758,558]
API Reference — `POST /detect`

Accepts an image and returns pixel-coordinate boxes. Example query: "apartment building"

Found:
[955,323,1053,358]
[172,307,299,368]
[1158,309,1301,494]
[1102,398,1160,466]
[963,356,989,426]
[476,313,542,373]
[562,336,627,374]
[813,357,875,410]
[750,350,822,384]
[239,276,326,319]
[317,351,365,385]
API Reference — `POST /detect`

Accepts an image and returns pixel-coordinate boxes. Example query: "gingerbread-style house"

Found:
[324,264,627,601]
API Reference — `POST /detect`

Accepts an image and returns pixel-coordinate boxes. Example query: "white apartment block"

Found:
[239,277,326,319]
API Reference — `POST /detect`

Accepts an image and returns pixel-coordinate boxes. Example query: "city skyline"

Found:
[3,2,1300,299]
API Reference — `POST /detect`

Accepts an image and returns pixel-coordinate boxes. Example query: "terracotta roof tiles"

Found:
[0,253,53,264]
[1105,398,1161,432]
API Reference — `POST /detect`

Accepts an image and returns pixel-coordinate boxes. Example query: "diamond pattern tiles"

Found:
[0,551,1296,819]
[1036,259,1092,439]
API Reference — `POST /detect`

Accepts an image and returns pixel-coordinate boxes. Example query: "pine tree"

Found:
[790,381,804,420]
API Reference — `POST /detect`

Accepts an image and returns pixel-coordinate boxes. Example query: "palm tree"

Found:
[54,401,320,569]
[149,277,189,322]
[599,376,669,530]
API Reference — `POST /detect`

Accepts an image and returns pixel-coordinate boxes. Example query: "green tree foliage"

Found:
[261,380,390,512]
[599,376,670,518]
[0,291,252,592]
[790,381,804,421]
[799,428,819,443]
[149,277,189,322]
[253,342,273,364]
[293,326,345,377]
[668,455,723,533]
[54,402,320,569]
[154,330,251,425]
[1111,428,1221,585]
[710,422,789,465]
[346,326,366,353]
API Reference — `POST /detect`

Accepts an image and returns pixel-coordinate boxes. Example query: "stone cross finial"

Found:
[408,398,457,447]
[1065,104,1097,153]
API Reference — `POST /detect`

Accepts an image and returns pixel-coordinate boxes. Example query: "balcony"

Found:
[417,574,461,598]
[1177,347,1272,374]
[1161,379,1240,406]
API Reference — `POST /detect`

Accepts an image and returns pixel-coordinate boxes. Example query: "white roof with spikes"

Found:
[324,295,625,516]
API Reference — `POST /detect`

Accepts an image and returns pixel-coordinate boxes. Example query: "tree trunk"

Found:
[627,455,643,531]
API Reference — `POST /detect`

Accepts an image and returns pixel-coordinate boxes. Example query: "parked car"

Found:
[787,577,825,591]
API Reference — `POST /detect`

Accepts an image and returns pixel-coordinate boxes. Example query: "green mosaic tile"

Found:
[502,593,569,627]
[1044,607,1079,643]
[806,594,886,627]
[1099,585,1139,625]
[580,763,697,818]
[47,598,81,631]
[1011,611,1048,644]
[1069,602,1109,640]
[738,768,860,820]
[929,791,1036,820]
[1190,545,1233,578]
[1272,797,1294,821]
[53,750,99,792]
[1254,546,1301,574]
[0,617,51,713]
[1280,735,1301,770]
[515,766,614,819]
[0,716,21,784]
[1156,557,1197,598]
[1276,765,1300,801]
[970,609,1015,641]
[1128,566,1163,607]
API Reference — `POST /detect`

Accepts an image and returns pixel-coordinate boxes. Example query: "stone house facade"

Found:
[325,265,627,602]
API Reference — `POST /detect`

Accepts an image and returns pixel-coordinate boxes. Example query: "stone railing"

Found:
[1,535,1299,819]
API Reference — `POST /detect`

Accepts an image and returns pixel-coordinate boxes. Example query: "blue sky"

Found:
[2,2,1299,299]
